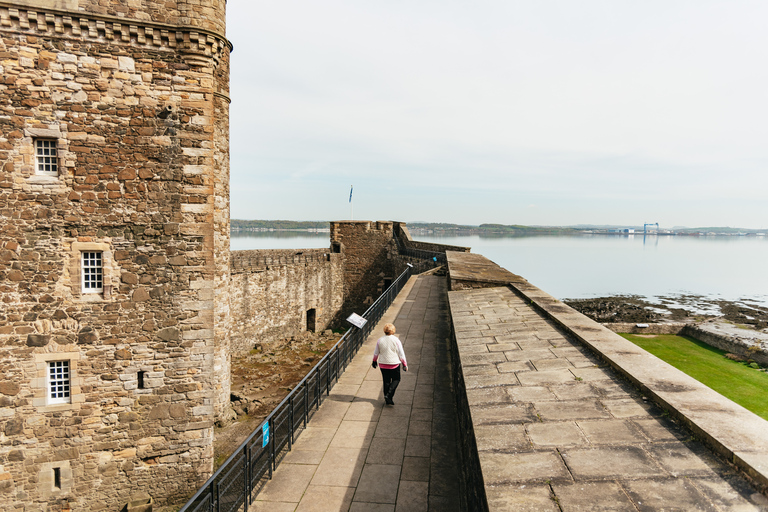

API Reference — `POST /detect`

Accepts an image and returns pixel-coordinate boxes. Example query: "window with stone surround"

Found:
[34,138,58,177]
[33,352,81,412]
[47,361,71,405]
[70,242,114,301]
[81,251,103,293]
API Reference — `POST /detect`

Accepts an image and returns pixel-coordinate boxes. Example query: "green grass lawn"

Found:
[620,333,768,421]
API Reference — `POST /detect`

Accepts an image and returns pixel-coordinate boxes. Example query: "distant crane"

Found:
[644,223,659,235]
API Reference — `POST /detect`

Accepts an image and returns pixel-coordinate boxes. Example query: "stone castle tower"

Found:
[0,0,231,509]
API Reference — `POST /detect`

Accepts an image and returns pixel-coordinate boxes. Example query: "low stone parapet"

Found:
[511,278,768,492]
[682,324,768,366]
[602,322,686,334]
[446,252,768,509]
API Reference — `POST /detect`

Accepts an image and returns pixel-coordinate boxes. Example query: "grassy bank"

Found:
[620,333,768,421]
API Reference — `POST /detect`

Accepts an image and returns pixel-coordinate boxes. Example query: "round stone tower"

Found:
[0,0,231,509]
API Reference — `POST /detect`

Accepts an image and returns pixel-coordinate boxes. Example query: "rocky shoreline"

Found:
[564,295,768,331]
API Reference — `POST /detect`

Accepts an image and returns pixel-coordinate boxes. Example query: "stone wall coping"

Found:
[509,279,768,491]
[446,251,527,285]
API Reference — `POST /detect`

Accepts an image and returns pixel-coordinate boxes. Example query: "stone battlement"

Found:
[230,248,338,273]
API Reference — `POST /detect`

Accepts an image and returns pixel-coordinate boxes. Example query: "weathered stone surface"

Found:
[486,484,559,512]
[26,334,50,347]
[479,451,571,485]
[553,481,637,511]
[4,418,23,436]
[0,382,20,396]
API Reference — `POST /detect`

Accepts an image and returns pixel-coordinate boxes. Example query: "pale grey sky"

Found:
[227,1,768,228]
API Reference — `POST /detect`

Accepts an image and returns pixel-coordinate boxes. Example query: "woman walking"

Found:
[372,323,408,405]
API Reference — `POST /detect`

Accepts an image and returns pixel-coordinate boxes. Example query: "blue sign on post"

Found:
[262,422,269,448]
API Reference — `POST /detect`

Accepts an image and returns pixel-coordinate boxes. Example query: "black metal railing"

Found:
[180,264,415,512]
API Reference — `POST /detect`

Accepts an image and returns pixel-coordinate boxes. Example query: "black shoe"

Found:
[385,397,394,405]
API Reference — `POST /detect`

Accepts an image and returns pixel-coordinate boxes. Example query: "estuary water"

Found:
[231,232,768,309]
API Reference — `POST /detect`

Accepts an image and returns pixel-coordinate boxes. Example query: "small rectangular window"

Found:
[81,252,103,293]
[53,467,61,490]
[47,361,71,404]
[35,139,58,176]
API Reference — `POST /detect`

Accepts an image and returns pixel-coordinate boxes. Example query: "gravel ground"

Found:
[213,330,340,468]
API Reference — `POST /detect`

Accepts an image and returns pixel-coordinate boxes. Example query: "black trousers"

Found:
[380,366,401,398]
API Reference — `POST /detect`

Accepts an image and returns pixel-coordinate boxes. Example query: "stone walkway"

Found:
[252,275,462,512]
[450,285,768,512]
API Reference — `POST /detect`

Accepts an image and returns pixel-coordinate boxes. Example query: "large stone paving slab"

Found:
[480,451,571,485]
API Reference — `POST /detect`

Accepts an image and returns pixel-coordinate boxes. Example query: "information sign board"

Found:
[346,313,367,329]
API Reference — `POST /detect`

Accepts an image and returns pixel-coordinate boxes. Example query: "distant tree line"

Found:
[231,219,329,231]
[231,220,765,235]
[409,222,580,235]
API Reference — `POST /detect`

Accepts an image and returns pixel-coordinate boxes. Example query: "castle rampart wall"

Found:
[228,249,344,356]
[394,222,471,254]
[330,221,399,322]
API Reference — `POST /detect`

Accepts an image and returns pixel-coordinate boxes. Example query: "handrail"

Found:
[179,264,414,512]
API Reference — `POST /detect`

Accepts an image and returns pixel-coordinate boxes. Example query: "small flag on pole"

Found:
[349,185,353,203]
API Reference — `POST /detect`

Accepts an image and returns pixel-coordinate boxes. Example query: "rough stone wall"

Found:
[603,323,687,335]
[228,249,344,355]
[681,325,768,366]
[11,0,227,34]
[330,221,399,322]
[0,0,229,510]
[212,44,231,425]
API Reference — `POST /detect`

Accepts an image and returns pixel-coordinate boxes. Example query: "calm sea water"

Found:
[231,232,768,309]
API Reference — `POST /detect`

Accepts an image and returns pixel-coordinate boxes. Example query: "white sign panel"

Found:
[346,313,367,329]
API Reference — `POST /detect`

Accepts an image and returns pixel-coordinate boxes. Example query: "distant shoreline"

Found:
[230,219,767,237]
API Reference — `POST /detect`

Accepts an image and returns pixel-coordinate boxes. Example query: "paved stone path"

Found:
[450,286,768,512]
[253,275,462,511]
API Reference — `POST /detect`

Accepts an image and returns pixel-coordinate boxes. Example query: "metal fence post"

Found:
[270,417,276,472]
[243,443,249,512]
[289,396,294,449]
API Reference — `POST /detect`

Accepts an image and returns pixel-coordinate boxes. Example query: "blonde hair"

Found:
[383,323,396,335]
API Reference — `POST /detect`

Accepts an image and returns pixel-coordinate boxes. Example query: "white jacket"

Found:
[374,335,407,366]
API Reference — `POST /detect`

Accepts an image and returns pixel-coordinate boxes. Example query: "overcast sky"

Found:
[227,1,768,228]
